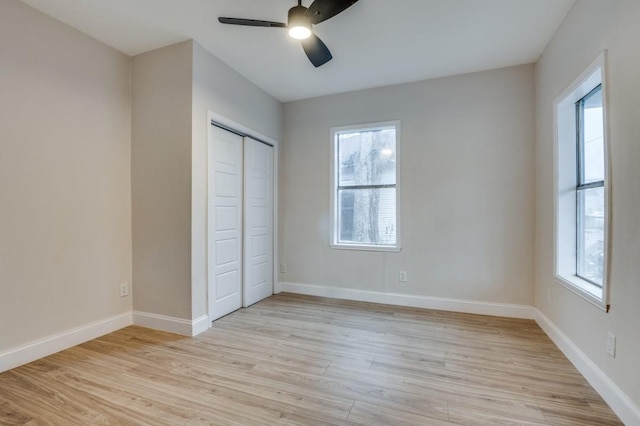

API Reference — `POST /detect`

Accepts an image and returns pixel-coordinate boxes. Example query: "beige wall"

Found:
[131,41,194,319]
[281,64,535,305]
[535,0,640,410]
[0,1,132,351]
[191,42,282,320]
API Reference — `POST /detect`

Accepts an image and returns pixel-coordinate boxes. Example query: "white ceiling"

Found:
[20,0,574,102]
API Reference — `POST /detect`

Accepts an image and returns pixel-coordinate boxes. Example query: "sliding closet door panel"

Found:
[209,126,243,321]
[243,138,274,307]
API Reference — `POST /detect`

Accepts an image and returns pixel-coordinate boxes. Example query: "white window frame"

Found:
[553,52,611,311]
[330,121,401,252]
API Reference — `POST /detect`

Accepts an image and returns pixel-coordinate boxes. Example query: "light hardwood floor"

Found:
[0,293,622,425]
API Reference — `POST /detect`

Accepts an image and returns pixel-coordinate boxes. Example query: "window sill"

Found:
[555,274,608,312]
[331,243,401,253]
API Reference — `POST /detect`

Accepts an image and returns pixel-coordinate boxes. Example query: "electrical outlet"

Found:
[280,263,287,274]
[120,282,129,297]
[607,332,616,357]
[399,271,407,282]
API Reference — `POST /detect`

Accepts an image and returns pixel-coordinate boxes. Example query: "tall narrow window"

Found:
[576,85,605,286]
[554,53,609,310]
[330,121,401,251]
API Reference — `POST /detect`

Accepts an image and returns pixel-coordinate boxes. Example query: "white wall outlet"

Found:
[607,332,616,357]
[120,282,129,297]
[399,271,407,282]
[280,263,287,274]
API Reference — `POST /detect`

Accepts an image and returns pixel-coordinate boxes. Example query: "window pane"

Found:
[582,87,605,183]
[338,191,355,242]
[338,128,396,186]
[338,188,396,245]
[577,187,605,286]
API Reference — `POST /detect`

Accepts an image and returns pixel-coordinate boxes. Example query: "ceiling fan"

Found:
[218,0,359,68]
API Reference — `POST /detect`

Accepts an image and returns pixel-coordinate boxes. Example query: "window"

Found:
[554,53,609,310]
[576,85,605,286]
[330,121,401,251]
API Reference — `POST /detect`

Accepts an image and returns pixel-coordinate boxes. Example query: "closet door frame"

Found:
[206,111,280,324]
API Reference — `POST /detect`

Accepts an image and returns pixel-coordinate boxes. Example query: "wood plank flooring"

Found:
[0,293,622,425]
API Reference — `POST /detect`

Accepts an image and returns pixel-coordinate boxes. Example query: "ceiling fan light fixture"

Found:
[289,25,311,39]
[287,5,311,39]
[218,0,361,67]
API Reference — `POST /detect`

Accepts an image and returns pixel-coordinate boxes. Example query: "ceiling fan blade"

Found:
[302,33,333,67]
[305,0,358,25]
[218,17,286,28]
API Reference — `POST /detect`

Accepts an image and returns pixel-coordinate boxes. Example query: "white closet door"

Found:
[209,126,243,321]
[243,137,274,307]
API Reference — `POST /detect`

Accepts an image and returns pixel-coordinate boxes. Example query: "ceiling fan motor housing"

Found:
[288,5,310,28]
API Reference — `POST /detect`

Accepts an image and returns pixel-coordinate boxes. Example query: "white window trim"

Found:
[330,120,402,252]
[553,51,611,312]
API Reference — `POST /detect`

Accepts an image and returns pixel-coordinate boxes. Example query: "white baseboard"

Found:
[0,312,132,373]
[191,315,211,336]
[133,311,209,337]
[279,282,535,319]
[535,310,640,426]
